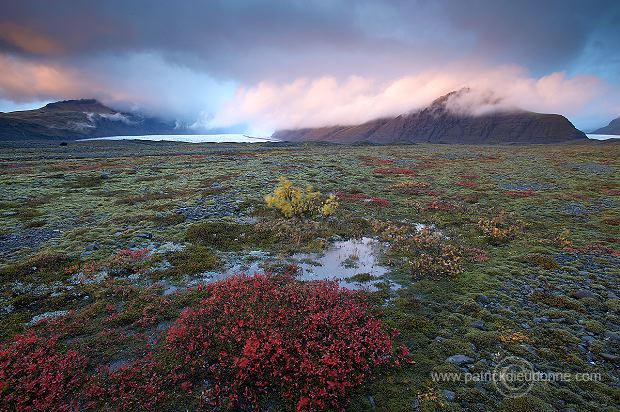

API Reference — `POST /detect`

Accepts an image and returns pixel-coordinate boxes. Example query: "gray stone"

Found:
[472,320,485,330]
[604,331,620,342]
[600,353,620,363]
[28,310,68,326]
[442,390,456,402]
[446,355,474,365]
[367,395,377,410]
[85,242,99,251]
[582,335,595,345]
[573,289,595,299]
[476,294,490,304]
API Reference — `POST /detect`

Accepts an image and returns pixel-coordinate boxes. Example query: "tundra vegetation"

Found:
[0,139,619,411]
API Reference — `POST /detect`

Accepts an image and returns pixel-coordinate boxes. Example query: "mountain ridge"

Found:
[0,99,181,141]
[593,117,620,135]
[273,90,587,144]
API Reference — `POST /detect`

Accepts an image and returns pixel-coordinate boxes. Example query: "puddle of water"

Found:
[292,237,390,290]
[160,238,398,293]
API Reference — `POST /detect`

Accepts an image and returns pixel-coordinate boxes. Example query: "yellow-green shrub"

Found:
[265,177,338,218]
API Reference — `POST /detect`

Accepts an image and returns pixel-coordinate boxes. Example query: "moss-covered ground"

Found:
[1,139,619,411]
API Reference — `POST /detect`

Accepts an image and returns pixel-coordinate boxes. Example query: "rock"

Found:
[85,242,99,251]
[28,310,68,326]
[582,335,595,345]
[136,233,153,239]
[604,331,620,342]
[154,242,185,254]
[80,251,92,258]
[476,294,490,304]
[573,289,596,299]
[367,395,377,410]
[472,320,485,330]
[411,399,420,412]
[446,355,474,365]
[599,353,620,363]
[442,390,456,402]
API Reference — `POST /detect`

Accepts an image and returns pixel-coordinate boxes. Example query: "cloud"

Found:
[205,64,609,133]
[0,54,90,100]
[0,52,237,122]
[0,22,64,55]
[0,0,618,131]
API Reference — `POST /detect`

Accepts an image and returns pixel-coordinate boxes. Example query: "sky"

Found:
[1,0,619,133]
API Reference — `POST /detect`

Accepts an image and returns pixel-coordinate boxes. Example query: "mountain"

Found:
[0,99,182,141]
[592,117,620,135]
[273,90,587,144]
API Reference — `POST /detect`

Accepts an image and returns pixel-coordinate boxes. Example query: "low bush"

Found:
[478,212,521,244]
[85,355,169,411]
[410,244,464,278]
[0,331,88,411]
[265,177,338,218]
[165,273,406,411]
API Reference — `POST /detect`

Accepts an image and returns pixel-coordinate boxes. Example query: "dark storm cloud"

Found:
[0,0,619,130]
[2,0,618,80]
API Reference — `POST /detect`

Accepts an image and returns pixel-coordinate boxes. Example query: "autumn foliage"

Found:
[165,273,405,411]
[1,274,407,412]
[0,331,88,411]
[265,177,339,218]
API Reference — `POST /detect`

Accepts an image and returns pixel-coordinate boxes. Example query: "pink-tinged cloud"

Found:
[0,22,64,55]
[206,64,607,133]
[0,54,88,100]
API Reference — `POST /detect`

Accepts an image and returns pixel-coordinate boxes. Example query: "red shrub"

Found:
[565,244,620,257]
[460,174,479,180]
[84,355,169,411]
[506,189,536,198]
[426,201,458,211]
[336,191,371,202]
[604,189,620,195]
[336,192,391,207]
[373,168,416,175]
[165,274,403,411]
[109,248,151,275]
[464,247,490,263]
[456,181,478,188]
[0,331,88,411]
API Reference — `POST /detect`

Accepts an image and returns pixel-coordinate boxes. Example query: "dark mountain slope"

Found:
[0,99,180,141]
[273,90,587,144]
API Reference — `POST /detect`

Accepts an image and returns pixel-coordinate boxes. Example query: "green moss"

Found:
[186,221,275,250]
[167,245,222,275]
[498,395,553,412]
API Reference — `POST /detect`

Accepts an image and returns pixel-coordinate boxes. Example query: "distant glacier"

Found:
[79,134,278,143]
